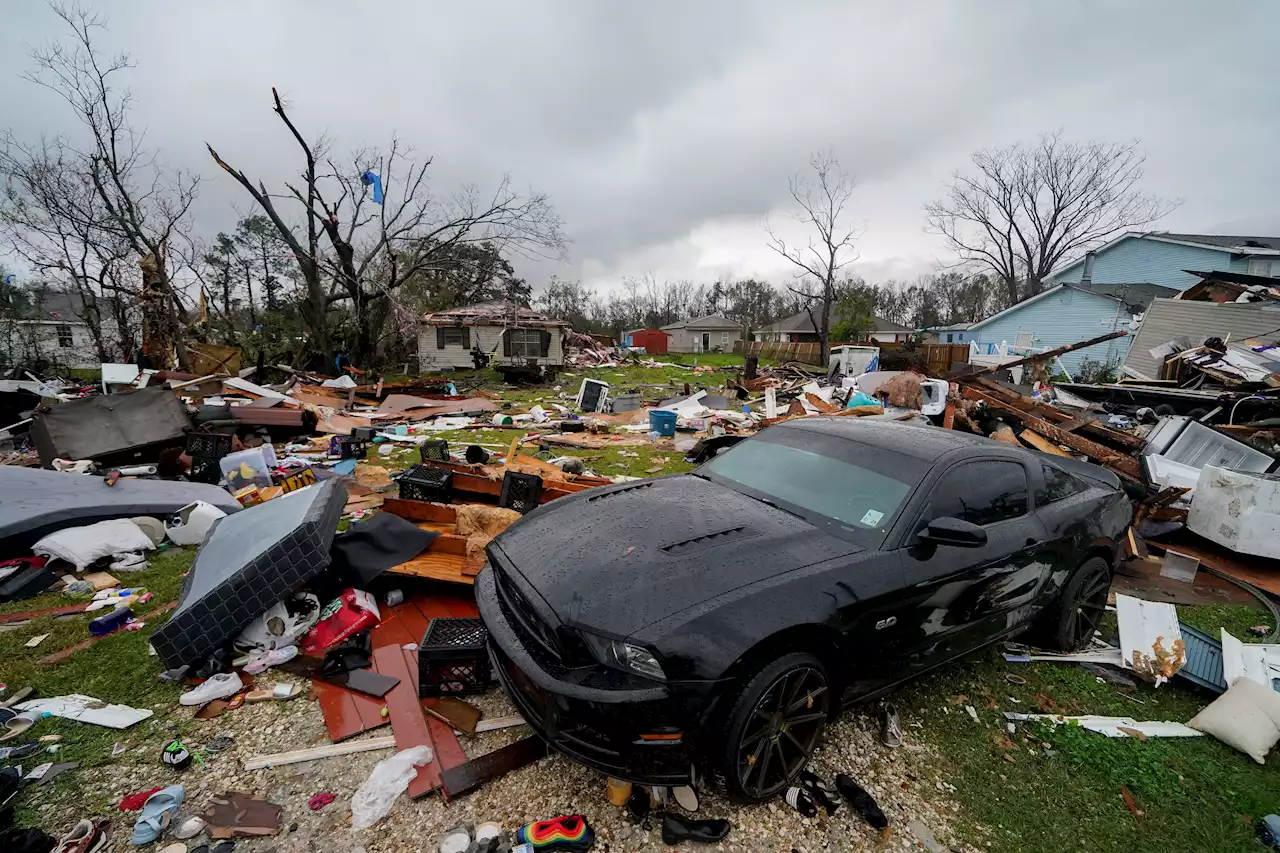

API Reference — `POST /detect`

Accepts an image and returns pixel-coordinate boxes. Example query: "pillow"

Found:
[1188,676,1280,764]
[33,519,156,571]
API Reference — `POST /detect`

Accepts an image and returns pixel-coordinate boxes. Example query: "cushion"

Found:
[1187,676,1280,764]
[33,519,155,570]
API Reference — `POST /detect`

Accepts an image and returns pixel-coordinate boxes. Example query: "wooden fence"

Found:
[733,339,970,373]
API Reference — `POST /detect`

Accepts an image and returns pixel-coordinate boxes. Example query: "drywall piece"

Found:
[18,694,153,729]
[1004,713,1203,739]
[1159,549,1200,583]
[1221,629,1275,689]
[1115,594,1185,685]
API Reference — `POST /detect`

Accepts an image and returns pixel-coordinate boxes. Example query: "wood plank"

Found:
[1057,414,1097,433]
[371,638,440,799]
[966,330,1128,377]
[1018,430,1072,457]
[0,603,88,624]
[961,387,1142,481]
[382,498,458,523]
[439,735,548,798]
[386,552,478,585]
[242,736,397,770]
[965,376,1145,452]
[1147,535,1280,596]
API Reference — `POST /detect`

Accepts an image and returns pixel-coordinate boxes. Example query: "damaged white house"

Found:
[417,302,569,372]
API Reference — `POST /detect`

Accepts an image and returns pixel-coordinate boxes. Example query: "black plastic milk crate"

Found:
[419,439,450,463]
[498,471,542,514]
[418,617,491,697]
[398,464,453,503]
[185,431,233,460]
[336,436,368,459]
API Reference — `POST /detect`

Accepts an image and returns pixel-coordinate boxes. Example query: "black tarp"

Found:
[31,387,191,467]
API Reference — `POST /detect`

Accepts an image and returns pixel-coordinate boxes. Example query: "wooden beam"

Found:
[967,330,1128,377]
[382,497,458,523]
[1018,430,1072,457]
[242,736,397,770]
[965,376,1144,452]
[961,387,1142,481]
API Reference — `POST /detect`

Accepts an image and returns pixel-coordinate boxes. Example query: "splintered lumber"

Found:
[964,376,1144,452]
[1019,430,1072,457]
[242,736,397,770]
[961,387,1142,481]
[967,331,1129,377]
[439,734,548,797]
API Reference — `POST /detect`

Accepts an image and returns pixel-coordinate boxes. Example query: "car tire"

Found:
[711,652,831,803]
[1044,556,1112,652]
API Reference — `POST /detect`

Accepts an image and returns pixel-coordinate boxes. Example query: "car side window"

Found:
[923,461,1030,527]
[1035,462,1088,506]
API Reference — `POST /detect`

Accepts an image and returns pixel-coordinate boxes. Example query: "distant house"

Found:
[1047,232,1280,292]
[417,302,569,371]
[967,282,1177,375]
[623,328,672,354]
[918,323,975,345]
[661,315,742,353]
[0,289,120,370]
[752,310,913,344]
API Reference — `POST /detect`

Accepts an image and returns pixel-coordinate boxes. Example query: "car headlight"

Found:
[580,632,666,680]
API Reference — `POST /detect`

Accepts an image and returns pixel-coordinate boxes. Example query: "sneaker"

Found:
[798,769,841,815]
[881,702,903,748]
[179,672,243,707]
[50,819,104,853]
[243,645,298,675]
[783,785,818,818]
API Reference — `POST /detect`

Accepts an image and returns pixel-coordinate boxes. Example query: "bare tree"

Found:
[926,131,1177,306]
[10,3,200,369]
[208,89,565,365]
[766,150,860,354]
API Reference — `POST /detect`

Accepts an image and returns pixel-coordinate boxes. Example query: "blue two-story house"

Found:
[967,232,1280,376]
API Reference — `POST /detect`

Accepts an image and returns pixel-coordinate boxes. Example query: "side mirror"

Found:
[919,516,987,548]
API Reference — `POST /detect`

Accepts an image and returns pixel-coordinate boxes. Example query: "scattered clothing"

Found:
[307,793,335,811]
[119,787,165,812]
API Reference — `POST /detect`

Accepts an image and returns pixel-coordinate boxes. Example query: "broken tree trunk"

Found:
[139,252,177,370]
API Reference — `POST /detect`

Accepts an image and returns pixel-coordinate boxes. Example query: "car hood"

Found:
[490,474,862,636]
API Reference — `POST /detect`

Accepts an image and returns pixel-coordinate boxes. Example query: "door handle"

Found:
[1025,538,1044,548]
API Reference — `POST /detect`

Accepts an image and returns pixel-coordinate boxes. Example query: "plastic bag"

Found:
[350,746,432,831]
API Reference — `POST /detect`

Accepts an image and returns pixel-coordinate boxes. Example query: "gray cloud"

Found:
[2,0,1277,293]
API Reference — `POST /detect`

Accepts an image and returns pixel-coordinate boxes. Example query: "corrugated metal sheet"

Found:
[1122,299,1280,380]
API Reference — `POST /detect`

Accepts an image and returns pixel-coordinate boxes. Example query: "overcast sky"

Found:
[2,1,1278,295]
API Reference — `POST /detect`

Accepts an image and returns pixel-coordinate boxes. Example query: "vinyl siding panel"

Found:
[1048,237,1235,291]
[1123,299,1280,380]
[416,324,563,371]
[971,287,1133,374]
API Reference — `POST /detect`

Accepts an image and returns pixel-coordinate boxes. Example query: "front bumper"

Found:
[476,565,712,785]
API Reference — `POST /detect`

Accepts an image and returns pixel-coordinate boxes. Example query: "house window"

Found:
[945,333,954,343]
[720,331,729,344]
[1249,259,1279,278]
[507,328,544,358]
[55,325,73,348]
[435,326,470,349]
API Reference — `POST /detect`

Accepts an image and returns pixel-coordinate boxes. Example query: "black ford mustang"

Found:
[477,418,1131,801]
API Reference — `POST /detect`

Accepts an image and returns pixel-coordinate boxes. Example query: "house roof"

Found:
[1049,231,1280,280]
[422,301,569,327]
[968,282,1176,330]
[4,289,94,323]
[761,309,911,335]
[660,314,739,331]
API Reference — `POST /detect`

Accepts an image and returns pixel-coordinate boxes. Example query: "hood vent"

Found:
[587,481,654,502]
[662,526,750,555]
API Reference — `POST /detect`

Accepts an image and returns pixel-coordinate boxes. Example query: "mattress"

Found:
[151,480,346,669]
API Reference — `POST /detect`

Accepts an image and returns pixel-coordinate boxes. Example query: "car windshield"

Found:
[701,429,925,543]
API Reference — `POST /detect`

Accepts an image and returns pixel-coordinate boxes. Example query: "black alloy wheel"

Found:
[719,653,830,801]
[1050,556,1112,651]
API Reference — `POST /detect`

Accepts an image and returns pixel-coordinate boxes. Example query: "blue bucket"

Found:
[649,409,678,437]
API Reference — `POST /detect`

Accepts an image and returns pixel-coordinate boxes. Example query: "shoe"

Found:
[515,814,594,851]
[659,814,730,845]
[179,673,243,707]
[131,786,183,845]
[798,770,841,815]
[835,773,888,830]
[881,702,903,748]
[783,785,818,818]
[50,818,107,853]
[243,645,297,675]
[438,824,473,853]
[672,785,699,812]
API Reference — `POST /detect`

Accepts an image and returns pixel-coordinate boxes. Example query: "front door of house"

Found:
[701,332,710,352]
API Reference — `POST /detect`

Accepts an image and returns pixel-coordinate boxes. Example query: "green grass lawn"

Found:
[894,601,1280,853]
[1,548,195,821]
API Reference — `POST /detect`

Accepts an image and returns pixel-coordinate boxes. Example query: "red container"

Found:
[301,589,381,654]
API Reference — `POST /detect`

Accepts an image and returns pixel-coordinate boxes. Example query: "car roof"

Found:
[776,417,1007,462]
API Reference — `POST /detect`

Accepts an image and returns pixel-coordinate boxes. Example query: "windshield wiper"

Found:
[749,494,809,523]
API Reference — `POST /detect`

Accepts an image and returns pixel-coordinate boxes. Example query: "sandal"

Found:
[131,785,184,845]
[245,683,303,703]
[0,709,43,742]
[798,769,842,815]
